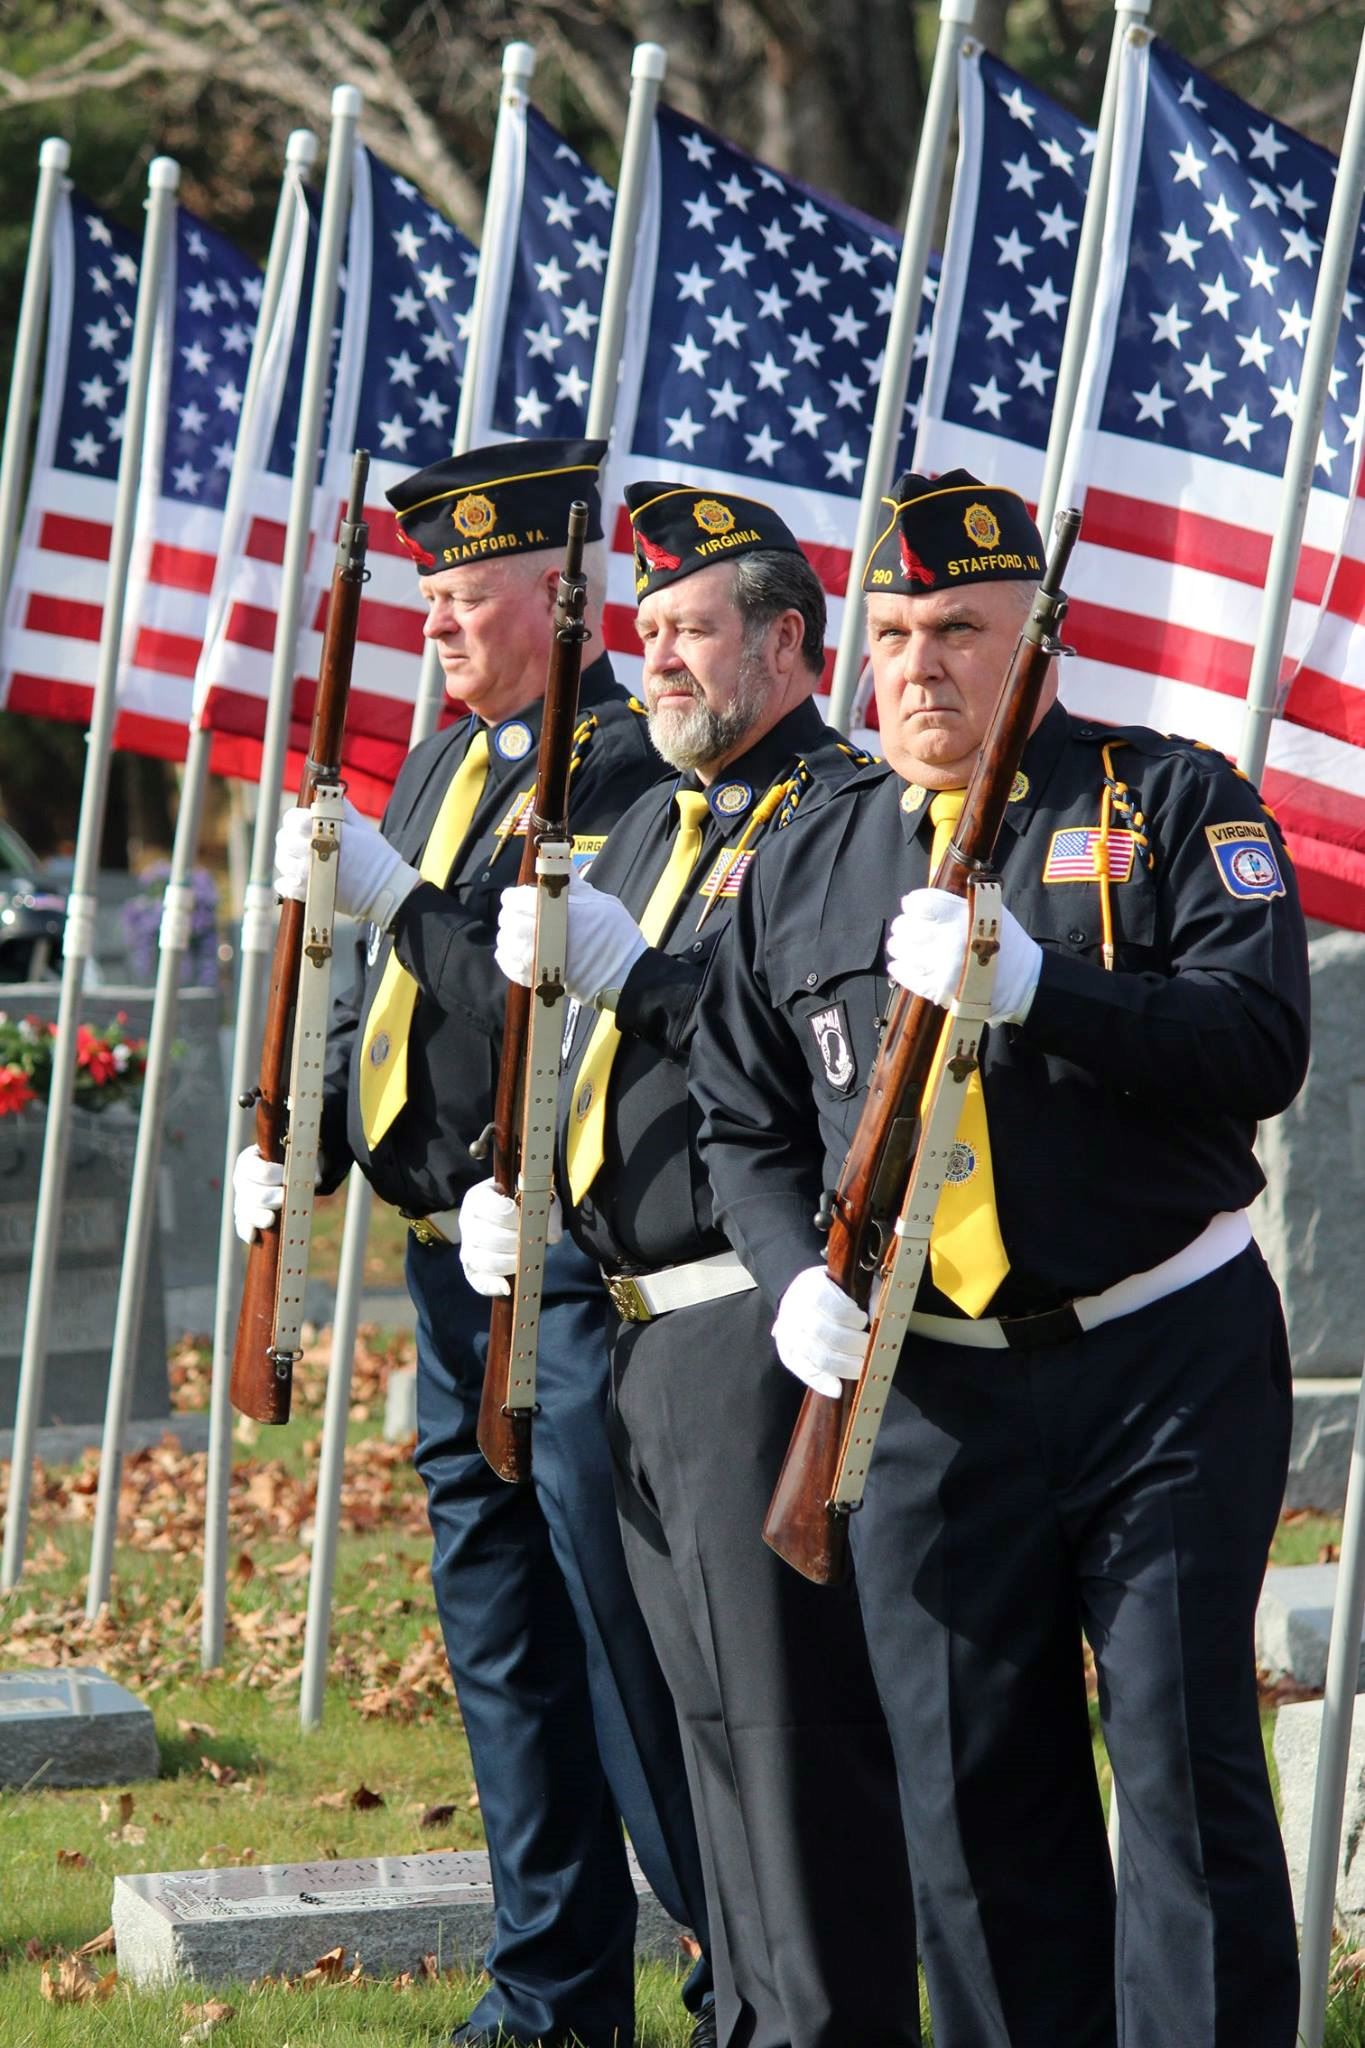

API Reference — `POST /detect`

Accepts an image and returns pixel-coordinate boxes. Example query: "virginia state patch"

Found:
[1205,820,1285,900]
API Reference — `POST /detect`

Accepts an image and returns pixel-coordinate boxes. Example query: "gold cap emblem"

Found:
[452,491,497,539]
[693,498,735,537]
[963,502,1001,551]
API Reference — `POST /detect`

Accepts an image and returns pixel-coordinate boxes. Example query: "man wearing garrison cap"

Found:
[459,480,920,2048]
[692,467,1310,2047]
[234,440,713,2048]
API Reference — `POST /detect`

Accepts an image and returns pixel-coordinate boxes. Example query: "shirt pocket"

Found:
[767,920,888,1102]
[1029,863,1158,967]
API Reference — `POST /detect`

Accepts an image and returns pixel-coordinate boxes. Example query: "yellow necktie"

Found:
[565,789,711,1205]
[922,790,1011,1315]
[358,727,491,1147]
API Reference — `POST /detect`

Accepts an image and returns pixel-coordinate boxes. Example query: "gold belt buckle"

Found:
[405,1213,446,1248]
[605,1274,651,1322]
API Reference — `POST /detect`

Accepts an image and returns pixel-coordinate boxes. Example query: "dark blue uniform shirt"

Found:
[559,698,868,1275]
[320,655,664,1216]
[692,701,1311,1317]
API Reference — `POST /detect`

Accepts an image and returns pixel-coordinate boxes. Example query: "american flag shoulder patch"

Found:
[1042,826,1137,883]
[698,848,756,900]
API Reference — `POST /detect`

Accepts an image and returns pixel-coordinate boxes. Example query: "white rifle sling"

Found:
[505,837,573,1412]
[272,782,345,1363]
[831,877,1003,1511]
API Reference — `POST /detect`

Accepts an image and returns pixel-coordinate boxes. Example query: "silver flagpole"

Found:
[1033,0,1153,543]
[826,0,975,734]
[299,43,539,1731]
[0,157,181,1590]
[84,128,320,1622]
[585,42,666,442]
[0,137,70,633]
[1238,28,1365,785]
[201,85,363,1670]
[1297,1360,1365,2048]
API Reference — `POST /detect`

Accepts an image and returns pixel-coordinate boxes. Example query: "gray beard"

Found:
[646,651,770,773]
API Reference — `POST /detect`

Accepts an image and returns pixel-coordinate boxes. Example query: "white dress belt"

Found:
[906,1209,1252,1352]
[604,1250,758,1322]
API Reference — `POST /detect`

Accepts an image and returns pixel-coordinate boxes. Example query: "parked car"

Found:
[0,819,65,982]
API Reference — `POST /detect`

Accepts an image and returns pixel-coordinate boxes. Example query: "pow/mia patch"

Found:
[1043,826,1136,883]
[693,498,735,537]
[496,720,534,761]
[712,781,751,819]
[1206,820,1285,899]
[963,502,1001,551]
[809,1002,856,1093]
[452,491,497,539]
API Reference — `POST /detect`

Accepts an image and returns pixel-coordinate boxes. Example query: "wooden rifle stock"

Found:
[476,504,591,1482]
[229,450,371,1425]
[764,509,1083,1583]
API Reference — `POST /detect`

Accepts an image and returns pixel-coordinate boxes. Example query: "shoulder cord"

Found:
[1097,741,1154,973]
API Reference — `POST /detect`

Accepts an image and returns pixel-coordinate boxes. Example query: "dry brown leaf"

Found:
[233,1552,257,1585]
[40,1954,114,2004]
[74,1926,116,1959]
[419,1802,457,1830]
[312,1790,348,1810]
[200,1755,239,1786]
[177,1718,217,1739]
[55,1848,90,1870]
[180,1998,236,2042]
[349,1783,385,1811]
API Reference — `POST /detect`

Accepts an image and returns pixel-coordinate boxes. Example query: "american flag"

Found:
[0,189,262,758]
[593,105,934,698]
[916,47,1094,488]
[196,146,478,812]
[919,41,1365,928]
[488,103,614,440]
[1042,825,1139,880]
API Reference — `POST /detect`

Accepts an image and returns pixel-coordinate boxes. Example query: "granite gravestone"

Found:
[1,984,227,1340]
[0,1098,169,1432]
[1251,926,1365,1509]
[1254,926,1365,1378]
[1275,1698,1365,1935]
[113,1848,686,1986]
[1256,1562,1365,1692]
[0,1667,158,1787]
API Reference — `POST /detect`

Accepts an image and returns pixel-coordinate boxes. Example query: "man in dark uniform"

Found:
[233,440,711,2048]
[457,483,921,2048]
[691,470,1309,2048]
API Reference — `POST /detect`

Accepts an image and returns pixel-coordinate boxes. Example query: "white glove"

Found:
[457,1175,563,1299]
[232,1143,284,1244]
[273,801,421,929]
[771,1265,869,1399]
[495,874,647,1002]
[885,886,1042,1026]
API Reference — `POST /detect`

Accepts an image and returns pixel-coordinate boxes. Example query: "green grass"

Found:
[0,1368,1359,2044]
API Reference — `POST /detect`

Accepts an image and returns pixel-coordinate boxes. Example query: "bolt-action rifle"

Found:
[230,450,370,1425]
[764,508,1083,1584]
[476,502,591,1483]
